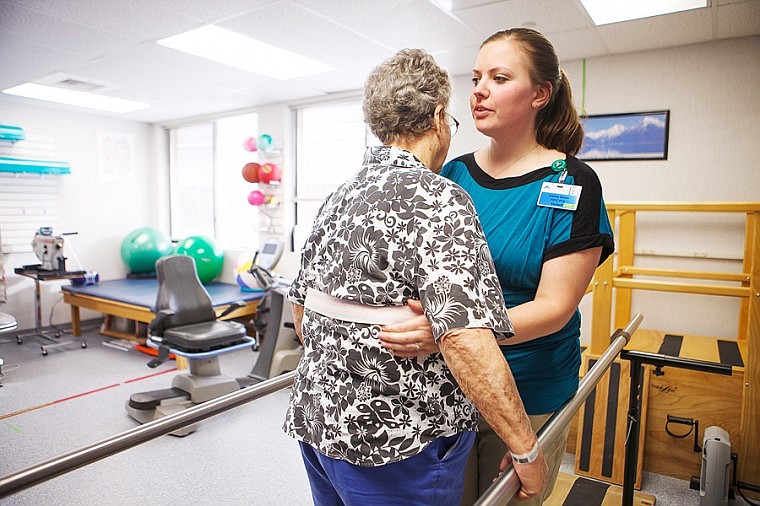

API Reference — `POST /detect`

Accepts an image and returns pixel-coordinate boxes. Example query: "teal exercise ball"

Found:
[174,235,224,284]
[120,227,172,274]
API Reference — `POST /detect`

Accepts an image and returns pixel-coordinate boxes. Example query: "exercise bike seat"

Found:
[163,321,247,352]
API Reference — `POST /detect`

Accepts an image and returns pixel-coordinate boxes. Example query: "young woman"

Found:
[380,29,614,505]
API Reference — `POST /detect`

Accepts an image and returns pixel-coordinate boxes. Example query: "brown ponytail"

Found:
[482,28,584,155]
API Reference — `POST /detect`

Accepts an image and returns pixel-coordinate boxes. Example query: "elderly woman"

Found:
[284,48,547,505]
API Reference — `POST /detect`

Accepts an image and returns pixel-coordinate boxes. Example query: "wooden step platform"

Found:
[545,473,655,505]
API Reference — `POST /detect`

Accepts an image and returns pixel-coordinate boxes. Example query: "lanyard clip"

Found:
[551,159,568,184]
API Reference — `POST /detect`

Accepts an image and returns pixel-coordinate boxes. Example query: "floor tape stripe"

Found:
[1,367,177,420]
[123,367,177,383]
[51,383,121,404]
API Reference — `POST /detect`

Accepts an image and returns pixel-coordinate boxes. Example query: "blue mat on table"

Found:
[61,278,264,311]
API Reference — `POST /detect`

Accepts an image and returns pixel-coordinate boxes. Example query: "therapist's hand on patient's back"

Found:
[378,299,439,357]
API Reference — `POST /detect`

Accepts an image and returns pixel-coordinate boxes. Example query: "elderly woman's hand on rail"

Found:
[378,299,439,357]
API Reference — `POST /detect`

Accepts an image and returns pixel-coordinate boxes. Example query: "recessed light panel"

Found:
[157,26,333,80]
[2,83,149,113]
[579,0,708,25]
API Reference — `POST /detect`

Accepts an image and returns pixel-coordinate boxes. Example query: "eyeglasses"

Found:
[445,112,459,136]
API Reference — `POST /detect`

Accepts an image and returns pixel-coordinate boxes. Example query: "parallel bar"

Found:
[0,372,295,498]
[475,313,644,506]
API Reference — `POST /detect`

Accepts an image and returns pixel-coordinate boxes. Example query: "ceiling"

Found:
[1,0,758,125]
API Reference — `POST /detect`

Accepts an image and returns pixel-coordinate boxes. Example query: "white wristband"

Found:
[510,441,539,465]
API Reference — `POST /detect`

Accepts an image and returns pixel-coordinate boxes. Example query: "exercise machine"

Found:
[126,242,301,435]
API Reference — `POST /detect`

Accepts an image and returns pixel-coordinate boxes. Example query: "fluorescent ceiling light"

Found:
[157,25,333,80]
[579,0,708,25]
[2,83,149,113]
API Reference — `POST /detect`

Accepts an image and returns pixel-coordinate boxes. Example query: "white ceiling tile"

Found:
[596,9,713,54]
[454,0,592,39]
[7,0,200,41]
[291,0,483,51]
[219,1,393,76]
[0,2,133,56]
[550,28,610,62]
[141,0,282,23]
[716,1,760,39]
[0,38,88,86]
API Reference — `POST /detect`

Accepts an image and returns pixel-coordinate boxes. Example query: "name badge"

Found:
[537,182,582,211]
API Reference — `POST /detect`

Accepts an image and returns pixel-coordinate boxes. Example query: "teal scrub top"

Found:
[441,153,614,414]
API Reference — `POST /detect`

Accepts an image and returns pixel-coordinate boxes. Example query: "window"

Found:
[293,99,378,249]
[169,113,260,249]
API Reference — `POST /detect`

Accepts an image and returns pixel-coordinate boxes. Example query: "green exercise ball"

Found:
[120,227,173,274]
[174,235,224,284]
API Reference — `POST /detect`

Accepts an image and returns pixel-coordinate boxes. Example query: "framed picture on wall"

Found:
[578,110,670,161]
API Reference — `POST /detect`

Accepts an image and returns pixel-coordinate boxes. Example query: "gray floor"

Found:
[0,326,312,505]
[0,326,751,505]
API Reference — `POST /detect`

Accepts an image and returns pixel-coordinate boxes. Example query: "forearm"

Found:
[439,328,536,454]
[290,303,305,345]
[500,299,575,345]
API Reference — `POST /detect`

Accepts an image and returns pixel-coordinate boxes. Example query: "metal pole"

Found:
[475,313,643,506]
[622,356,644,506]
[0,372,295,498]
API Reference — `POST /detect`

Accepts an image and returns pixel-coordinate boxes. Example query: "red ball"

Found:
[258,162,282,184]
[242,162,261,183]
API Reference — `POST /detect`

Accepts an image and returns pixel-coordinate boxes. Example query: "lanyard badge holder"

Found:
[537,159,582,211]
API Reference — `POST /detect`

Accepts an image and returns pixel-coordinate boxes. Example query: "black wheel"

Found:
[42,349,48,356]
[16,338,22,344]
[54,332,61,338]
[82,342,87,349]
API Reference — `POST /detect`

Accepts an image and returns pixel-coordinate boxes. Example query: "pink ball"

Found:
[259,162,282,184]
[243,136,258,152]
[247,190,265,206]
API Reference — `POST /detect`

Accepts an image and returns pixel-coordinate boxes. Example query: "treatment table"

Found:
[61,279,264,340]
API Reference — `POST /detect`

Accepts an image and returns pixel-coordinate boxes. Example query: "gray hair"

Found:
[363,49,451,144]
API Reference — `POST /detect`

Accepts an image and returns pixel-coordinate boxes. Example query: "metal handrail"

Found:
[1,314,643,502]
[475,313,643,506]
[0,372,296,498]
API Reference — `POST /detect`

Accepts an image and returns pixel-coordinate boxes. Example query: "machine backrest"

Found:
[154,254,216,328]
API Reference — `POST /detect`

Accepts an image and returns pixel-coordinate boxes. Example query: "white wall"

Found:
[1,102,160,329]
[2,35,758,342]
[447,36,760,342]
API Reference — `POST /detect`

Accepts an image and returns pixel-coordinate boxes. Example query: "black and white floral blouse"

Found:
[285,145,513,467]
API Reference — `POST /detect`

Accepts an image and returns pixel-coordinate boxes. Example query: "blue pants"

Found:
[299,432,476,506]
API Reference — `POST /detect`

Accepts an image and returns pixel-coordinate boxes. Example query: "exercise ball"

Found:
[174,235,224,284]
[120,227,172,274]
[247,190,265,206]
[258,162,282,184]
[235,256,265,292]
[242,162,261,183]
[258,134,273,151]
[242,136,258,152]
